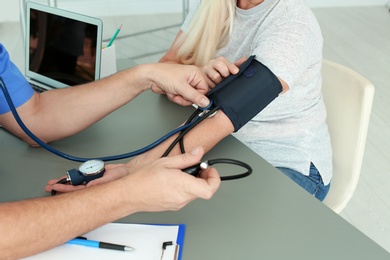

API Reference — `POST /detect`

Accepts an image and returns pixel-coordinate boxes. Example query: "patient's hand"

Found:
[201,56,247,87]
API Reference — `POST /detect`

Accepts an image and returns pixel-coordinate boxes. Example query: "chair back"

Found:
[321,60,374,213]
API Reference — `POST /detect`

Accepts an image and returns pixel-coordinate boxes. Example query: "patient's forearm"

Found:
[130,110,234,167]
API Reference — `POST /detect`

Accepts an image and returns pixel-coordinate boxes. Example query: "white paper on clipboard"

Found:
[22,223,185,260]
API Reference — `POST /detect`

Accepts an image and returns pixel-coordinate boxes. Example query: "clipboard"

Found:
[22,223,186,260]
[152,223,186,260]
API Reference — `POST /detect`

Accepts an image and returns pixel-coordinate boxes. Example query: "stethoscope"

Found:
[0,77,252,191]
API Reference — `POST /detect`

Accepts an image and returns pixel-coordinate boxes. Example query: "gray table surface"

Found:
[1,59,389,259]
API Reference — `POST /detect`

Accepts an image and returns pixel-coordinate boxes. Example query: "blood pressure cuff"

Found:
[207,56,282,132]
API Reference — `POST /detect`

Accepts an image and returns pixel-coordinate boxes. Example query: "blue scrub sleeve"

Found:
[0,43,34,115]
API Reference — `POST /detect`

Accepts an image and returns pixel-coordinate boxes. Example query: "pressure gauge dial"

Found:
[79,159,105,176]
[67,159,106,185]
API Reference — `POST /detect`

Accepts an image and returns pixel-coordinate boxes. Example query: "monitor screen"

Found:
[28,7,100,86]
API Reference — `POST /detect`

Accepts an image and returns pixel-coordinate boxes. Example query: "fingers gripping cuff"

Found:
[207,56,282,132]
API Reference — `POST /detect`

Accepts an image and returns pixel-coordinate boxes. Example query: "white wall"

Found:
[305,0,387,7]
[58,0,183,17]
[1,1,20,22]
[0,0,388,23]
[0,0,183,23]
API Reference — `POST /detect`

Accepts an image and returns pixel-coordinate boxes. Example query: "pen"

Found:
[67,237,134,252]
[107,24,122,47]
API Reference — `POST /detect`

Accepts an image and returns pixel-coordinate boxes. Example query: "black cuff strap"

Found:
[207,56,282,132]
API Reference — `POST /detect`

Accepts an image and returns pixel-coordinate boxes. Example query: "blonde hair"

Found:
[176,0,236,66]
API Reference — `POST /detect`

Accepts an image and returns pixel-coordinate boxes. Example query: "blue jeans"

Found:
[276,163,330,201]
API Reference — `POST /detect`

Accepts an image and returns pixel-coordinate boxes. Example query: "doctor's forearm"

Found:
[5,66,152,146]
[0,176,139,259]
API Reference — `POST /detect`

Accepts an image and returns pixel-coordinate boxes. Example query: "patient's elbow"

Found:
[22,136,43,148]
[278,77,289,94]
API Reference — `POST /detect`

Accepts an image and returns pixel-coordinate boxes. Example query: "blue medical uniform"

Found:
[0,43,34,114]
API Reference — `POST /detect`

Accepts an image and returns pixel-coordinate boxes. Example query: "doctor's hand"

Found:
[202,56,247,87]
[45,147,221,206]
[143,63,210,107]
[44,163,129,194]
[118,146,221,212]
